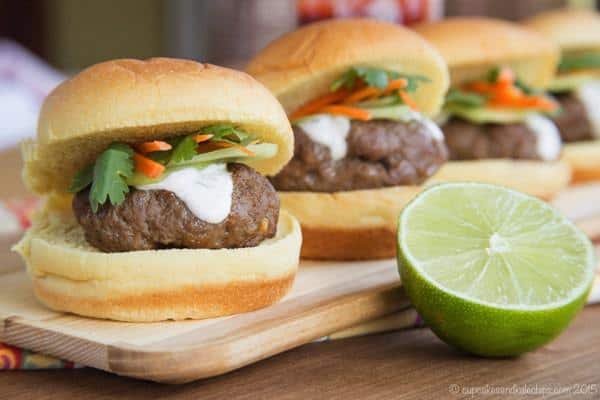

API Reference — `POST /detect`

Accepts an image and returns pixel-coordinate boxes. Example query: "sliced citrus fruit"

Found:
[397,182,596,356]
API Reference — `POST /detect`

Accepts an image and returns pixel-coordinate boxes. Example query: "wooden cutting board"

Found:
[1,183,600,383]
[0,258,409,383]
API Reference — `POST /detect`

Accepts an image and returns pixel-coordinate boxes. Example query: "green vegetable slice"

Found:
[559,53,600,73]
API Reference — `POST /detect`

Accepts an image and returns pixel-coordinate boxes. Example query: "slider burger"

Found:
[246,19,450,260]
[524,9,600,182]
[414,18,571,198]
[14,58,301,322]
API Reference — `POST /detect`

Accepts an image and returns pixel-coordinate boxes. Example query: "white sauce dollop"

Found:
[297,114,351,160]
[525,114,562,161]
[136,164,233,224]
[575,80,600,139]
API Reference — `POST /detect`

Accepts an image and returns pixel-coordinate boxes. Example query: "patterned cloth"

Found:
[0,343,77,370]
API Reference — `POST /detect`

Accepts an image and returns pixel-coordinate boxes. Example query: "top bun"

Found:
[23,58,294,195]
[413,17,559,89]
[246,18,449,117]
[523,9,600,52]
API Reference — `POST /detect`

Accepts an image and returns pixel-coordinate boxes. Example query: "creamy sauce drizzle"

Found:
[297,114,351,160]
[575,80,600,139]
[524,114,562,161]
[136,164,233,224]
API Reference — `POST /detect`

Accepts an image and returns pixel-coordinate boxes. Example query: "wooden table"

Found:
[2,148,600,398]
[1,306,599,399]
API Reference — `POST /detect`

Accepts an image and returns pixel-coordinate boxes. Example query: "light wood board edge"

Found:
[106,284,405,383]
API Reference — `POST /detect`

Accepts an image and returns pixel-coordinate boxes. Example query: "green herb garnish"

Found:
[70,142,135,213]
[330,66,430,93]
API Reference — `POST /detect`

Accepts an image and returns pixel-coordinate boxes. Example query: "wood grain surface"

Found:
[0,305,598,399]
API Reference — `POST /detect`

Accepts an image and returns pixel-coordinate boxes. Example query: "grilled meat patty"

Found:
[73,163,279,252]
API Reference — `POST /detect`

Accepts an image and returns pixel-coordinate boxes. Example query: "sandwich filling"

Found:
[271,66,448,192]
[68,124,280,252]
[547,50,600,142]
[440,67,562,161]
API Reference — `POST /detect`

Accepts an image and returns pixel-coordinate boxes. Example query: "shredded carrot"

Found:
[290,89,350,120]
[399,91,419,111]
[343,87,381,104]
[133,153,165,178]
[136,140,172,154]
[194,134,213,143]
[319,105,371,120]
[490,95,558,112]
[382,78,408,94]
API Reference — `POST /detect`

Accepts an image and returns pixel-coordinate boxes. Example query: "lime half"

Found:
[397,183,596,356]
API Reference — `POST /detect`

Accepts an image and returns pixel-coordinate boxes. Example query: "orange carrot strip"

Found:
[136,140,172,154]
[399,91,419,111]
[490,95,558,112]
[194,134,213,143]
[290,89,350,120]
[319,105,371,120]
[382,78,408,94]
[343,87,381,104]
[133,153,165,178]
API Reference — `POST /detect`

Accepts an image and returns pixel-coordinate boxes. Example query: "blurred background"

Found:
[0,0,597,150]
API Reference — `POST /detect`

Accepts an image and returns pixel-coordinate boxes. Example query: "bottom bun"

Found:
[279,186,423,260]
[14,205,302,322]
[428,159,571,200]
[562,141,600,183]
[279,160,570,261]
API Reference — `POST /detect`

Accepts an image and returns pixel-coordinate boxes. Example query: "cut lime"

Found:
[397,183,596,356]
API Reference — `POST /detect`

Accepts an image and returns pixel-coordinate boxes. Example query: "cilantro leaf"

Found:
[88,143,134,213]
[445,88,487,108]
[485,66,500,83]
[68,163,94,193]
[167,135,197,165]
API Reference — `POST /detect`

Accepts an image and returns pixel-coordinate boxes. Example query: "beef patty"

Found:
[73,163,279,252]
[270,119,448,192]
[552,92,594,143]
[442,118,544,161]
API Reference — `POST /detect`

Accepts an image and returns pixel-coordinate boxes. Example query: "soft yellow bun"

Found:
[23,58,294,195]
[562,141,600,183]
[13,203,302,322]
[246,18,449,117]
[523,9,600,53]
[428,160,571,200]
[413,17,559,88]
[279,186,423,260]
